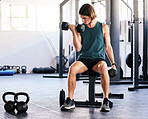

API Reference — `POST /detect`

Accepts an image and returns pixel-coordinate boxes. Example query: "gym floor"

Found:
[0,74,148,119]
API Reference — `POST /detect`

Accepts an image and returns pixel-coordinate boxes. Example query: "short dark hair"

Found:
[79,3,97,20]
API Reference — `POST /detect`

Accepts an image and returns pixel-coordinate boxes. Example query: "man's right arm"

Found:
[69,24,82,52]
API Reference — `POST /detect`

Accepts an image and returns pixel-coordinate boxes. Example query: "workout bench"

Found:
[75,70,113,108]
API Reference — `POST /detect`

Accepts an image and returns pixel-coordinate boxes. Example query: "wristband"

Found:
[112,63,116,66]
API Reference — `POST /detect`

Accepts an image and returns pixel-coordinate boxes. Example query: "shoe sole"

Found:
[100,108,110,112]
[61,105,75,111]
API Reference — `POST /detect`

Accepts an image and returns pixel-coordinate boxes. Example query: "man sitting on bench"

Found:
[61,3,116,112]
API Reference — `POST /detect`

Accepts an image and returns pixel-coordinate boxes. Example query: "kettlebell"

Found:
[21,66,27,73]
[14,92,30,113]
[3,65,10,71]
[2,92,16,112]
[16,66,20,74]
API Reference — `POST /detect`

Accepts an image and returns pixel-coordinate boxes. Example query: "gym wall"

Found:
[0,0,60,73]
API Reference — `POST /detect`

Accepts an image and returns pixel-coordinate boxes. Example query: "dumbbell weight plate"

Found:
[59,89,65,107]
[108,68,117,78]
[76,24,85,33]
[61,22,69,30]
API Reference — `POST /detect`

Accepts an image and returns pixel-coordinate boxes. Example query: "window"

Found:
[10,4,27,30]
[1,2,59,31]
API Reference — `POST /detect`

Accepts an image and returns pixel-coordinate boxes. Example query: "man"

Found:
[61,3,116,112]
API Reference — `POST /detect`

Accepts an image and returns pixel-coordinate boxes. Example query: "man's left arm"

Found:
[103,24,116,69]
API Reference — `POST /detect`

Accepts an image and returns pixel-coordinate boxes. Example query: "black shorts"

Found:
[78,58,106,70]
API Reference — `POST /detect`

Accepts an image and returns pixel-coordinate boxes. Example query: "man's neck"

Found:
[87,19,97,28]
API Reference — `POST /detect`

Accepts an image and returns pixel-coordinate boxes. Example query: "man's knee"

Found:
[69,65,78,75]
[99,61,108,74]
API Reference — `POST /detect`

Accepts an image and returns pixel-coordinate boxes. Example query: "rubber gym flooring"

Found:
[0,74,148,119]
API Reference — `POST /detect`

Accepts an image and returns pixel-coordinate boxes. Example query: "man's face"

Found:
[80,15,91,25]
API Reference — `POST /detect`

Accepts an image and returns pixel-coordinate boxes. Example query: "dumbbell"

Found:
[108,68,118,78]
[59,89,65,107]
[61,22,85,33]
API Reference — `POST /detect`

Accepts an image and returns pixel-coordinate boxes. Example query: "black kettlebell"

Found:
[0,66,3,71]
[108,68,118,78]
[3,65,10,70]
[2,92,16,112]
[14,92,30,113]
[21,66,27,73]
[16,66,20,73]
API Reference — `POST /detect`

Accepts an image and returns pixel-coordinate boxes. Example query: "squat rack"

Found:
[128,0,148,91]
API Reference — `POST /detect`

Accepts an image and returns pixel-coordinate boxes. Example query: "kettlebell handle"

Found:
[21,65,27,69]
[14,92,30,104]
[2,92,16,103]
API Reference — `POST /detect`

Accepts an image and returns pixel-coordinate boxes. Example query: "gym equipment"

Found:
[16,66,20,74]
[126,53,141,68]
[143,0,148,81]
[9,66,15,70]
[77,67,118,80]
[61,22,85,33]
[0,70,16,76]
[0,66,3,71]
[80,69,124,99]
[21,66,27,73]
[14,92,30,113]
[59,70,113,108]
[3,65,10,70]
[120,67,123,79]
[33,66,56,73]
[128,0,148,91]
[56,56,68,73]
[108,68,117,78]
[69,50,76,66]
[59,89,65,106]
[95,92,124,99]
[2,92,16,112]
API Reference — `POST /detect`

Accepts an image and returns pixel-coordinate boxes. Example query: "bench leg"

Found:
[89,75,96,103]
[75,75,102,108]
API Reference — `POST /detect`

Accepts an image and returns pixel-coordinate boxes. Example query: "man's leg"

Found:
[92,61,111,112]
[92,61,110,98]
[61,61,88,110]
[68,61,88,99]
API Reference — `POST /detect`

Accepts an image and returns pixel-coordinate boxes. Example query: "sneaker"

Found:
[61,97,75,110]
[100,98,111,112]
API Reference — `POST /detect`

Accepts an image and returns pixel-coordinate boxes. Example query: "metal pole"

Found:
[75,0,80,60]
[133,0,139,87]
[121,0,133,21]
[59,0,69,77]
[143,0,148,80]
[110,0,120,81]
[105,0,111,27]
[75,0,79,25]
